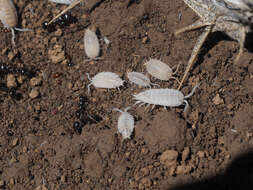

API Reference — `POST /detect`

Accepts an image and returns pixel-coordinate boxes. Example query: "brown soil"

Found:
[0,0,253,190]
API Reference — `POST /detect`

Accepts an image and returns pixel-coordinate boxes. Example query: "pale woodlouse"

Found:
[144,59,180,83]
[127,72,158,88]
[133,84,200,112]
[84,28,100,61]
[87,72,124,93]
[0,0,31,46]
[113,107,135,140]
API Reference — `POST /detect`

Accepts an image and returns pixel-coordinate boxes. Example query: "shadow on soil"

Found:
[193,31,253,70]
[171,152,253,190]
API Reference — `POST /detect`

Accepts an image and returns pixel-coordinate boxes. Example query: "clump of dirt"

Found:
[136,111,194,152]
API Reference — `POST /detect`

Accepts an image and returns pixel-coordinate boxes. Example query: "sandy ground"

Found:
[0,0,252,189]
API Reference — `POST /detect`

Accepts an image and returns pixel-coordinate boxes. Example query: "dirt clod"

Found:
[29,89,40,99]
[11,138,18,146]
[182,147,190,161]
[0,180,5,187]
[160,150,178,168]
[30,77,42,86]
[48,44,66,64]
[7,74,17,88]
[212,93,224,105]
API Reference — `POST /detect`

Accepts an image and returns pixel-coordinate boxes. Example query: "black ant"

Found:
[73,95,102,134]
[42,13,77,32]
[0,63,35,78]
[0,84,22,102]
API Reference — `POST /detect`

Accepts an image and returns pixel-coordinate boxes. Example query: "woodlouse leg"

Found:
[177,26,212,90]
[150,83,160,87]
[170,76,180,85]
[183,100,189,114]
[124,106,131,112]
[87,83,92,94]
[134,101,141,105]
[86,73,92,81]
[139,102,146,107]
[10,28,16,46]
[144,104,150,111]
[234,27,246,65]
[172,61,181,75]
[174,20,211,36]
[150,104,155,111]
[48,0,83,25]
[83,58,92,63]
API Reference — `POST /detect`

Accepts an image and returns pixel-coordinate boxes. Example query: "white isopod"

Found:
[127,72,157,87]
[133,84,199,112]
[84,28,100,60]
[49,0,76,4]
[0,0,31,46]
[144,59,180,83]
[87,72,124,93]
[113,107,135,140]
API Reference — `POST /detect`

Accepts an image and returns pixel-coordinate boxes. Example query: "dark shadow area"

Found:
[192,31,253,71]
[170,152,253,190]
[193,31,231,70]
[245,32,253,53]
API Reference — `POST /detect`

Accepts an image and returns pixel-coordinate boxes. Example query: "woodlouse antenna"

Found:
[14,27,32,32]
[184,83,200,99]
[170,76,180,85]
[10,28,32,46]
[86,73,92,93]
[86,73,91,81]
[113,108,123,113]
[124,106,131,112]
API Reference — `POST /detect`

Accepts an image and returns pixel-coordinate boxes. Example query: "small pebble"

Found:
[197,151,205,158]
[29,89,40,99]
[9,157,17,165]
[7,74,17,88]
[182,147,190,161]
[54,28,62,36]
[48,44,65,64]
[12,138,18,146]
[36,185,48,190]
[160,150,178,168]
[9,178,15,185]
[60,175,66,182]
[30,77,42,86]
[0,180,5,187]
[8,51,15,60]
[17,75,25,84]
[212,94,224,105]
